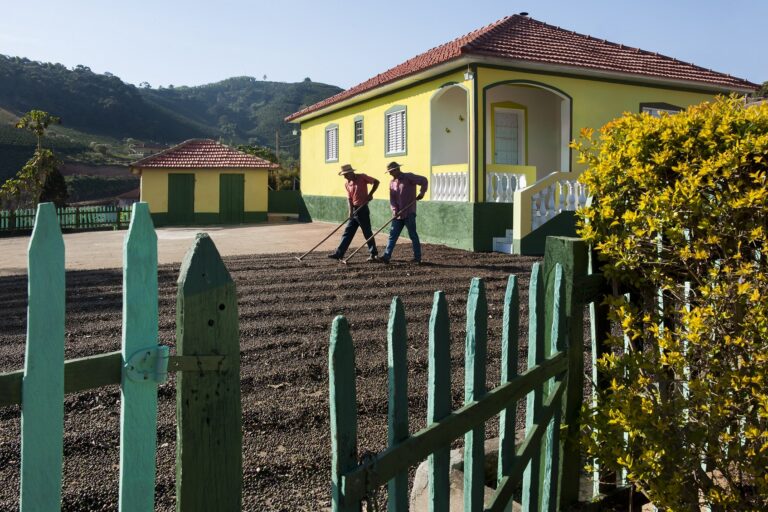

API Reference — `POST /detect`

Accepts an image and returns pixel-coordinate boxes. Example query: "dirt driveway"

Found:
[0,244,543,511]
[0,221,405,276]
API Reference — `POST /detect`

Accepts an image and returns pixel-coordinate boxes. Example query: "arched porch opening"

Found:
[484,80,571,201]
[430,84,469,201]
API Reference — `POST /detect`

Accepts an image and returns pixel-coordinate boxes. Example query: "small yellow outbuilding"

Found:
[130,139,277,226]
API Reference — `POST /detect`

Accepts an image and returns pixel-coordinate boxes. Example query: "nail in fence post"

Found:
[521,262,544,512]
[428,291,451,512]
[176,233,242,512]
[20,203,65,511]
[464,278,487,512]
[119,202,159,512]
[329,315,358,512]
[387,297,409,511]
[497,275,519,512]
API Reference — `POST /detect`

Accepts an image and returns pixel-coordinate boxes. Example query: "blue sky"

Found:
[1,0,764,89]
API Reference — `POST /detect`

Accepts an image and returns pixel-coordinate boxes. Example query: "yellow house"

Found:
[286,14,758,253]
[130,139,277,226]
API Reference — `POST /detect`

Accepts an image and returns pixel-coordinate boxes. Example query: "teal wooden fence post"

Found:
[176,233,242,511]
[497,275,519,512]
[329,315,359,512]
[522,262,544,512]
[20,203,65,511]
[540,264,565,510]
[118,202,159,512]
[588,247,611,497]
[544,237,589,506]
[464,278,487,512]
[387,297,409,511]
[428,291,451,512]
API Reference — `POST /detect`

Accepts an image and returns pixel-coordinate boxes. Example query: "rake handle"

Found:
[295,202,368,261]
[341,200,418,264]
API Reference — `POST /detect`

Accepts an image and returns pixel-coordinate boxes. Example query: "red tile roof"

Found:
[286,15,758,122]
[130,139,278,169]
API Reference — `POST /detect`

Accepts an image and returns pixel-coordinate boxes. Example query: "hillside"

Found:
[0,54,342,198]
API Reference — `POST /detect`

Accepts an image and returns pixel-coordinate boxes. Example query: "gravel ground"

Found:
[0,243,594,511]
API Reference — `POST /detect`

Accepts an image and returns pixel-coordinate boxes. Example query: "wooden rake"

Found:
[294,203,369,262]
[340,199,417,265]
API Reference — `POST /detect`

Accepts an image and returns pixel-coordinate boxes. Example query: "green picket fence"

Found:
[0,202,242,511]
[328,237,602,511]
[0,204,132,232]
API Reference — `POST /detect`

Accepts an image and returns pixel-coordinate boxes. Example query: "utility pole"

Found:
[275,130,280,167]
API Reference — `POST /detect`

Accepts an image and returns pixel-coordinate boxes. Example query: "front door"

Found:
[168,174,195,225]
[494,108,525,165]
[219,174,245,224]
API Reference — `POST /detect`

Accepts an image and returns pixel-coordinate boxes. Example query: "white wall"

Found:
[485,85,566,179]
[431,86,469,166]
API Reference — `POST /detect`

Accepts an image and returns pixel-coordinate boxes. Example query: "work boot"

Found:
[380,255,390,264]
[366,254,378,262]
[327,252,341,260]
[411,258,421,265]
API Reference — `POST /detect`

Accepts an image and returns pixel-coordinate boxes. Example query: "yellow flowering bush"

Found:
[574,96,768,510]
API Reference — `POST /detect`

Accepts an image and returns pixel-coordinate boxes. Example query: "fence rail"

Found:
[0,204,131,232]
[0,202,242,511]
[329,237,601,511]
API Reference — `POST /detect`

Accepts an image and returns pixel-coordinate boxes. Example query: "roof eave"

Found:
[287,56,475,124]
[469,55,758,94]
[288,55,756,124]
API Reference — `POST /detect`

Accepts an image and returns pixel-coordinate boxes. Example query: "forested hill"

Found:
[0,55,342,146]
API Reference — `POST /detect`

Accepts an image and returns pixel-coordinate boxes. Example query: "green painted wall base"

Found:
[268,190,311,221]
[302,195,515,252]
[513,211,578,255]
[151,211,267,227]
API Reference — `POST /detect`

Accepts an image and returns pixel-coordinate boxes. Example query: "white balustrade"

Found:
[512,171,590,248]
[530,178,589,230]
[431,172,469,202]
[485,173,527,203]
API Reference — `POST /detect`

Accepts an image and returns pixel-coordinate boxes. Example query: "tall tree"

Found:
[0,110,66,208]
[16,110,61,152]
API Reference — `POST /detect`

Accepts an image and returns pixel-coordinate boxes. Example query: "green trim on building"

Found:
[325,123,339,163]
[150,211,267,227]
[243,212,268,223]
[480,78,575,198]
[268,190,310,220]
[301,195,517,252]
[472,63,479,203]
[513,211,577,255]
[384,104,407,157]
[353,115,364,146]
[472,203,515,251]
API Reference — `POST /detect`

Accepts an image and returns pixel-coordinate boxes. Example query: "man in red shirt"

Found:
[327,164,380,261]
[381,161,428,264]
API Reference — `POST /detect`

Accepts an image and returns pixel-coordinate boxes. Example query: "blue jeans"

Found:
[383,213,421,261]
[334,204,377,257]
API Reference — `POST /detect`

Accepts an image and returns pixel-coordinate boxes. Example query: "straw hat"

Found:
[338,164,356,176]
[385,161,402,174]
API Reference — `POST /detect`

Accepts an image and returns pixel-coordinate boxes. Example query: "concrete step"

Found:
[492,238,514,254]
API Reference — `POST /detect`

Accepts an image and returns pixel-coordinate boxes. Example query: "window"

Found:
[353,116,364,146]
[640,102,682,118]
[492,105,526,165]
[385,106,407,156]
[325,124,338,162]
